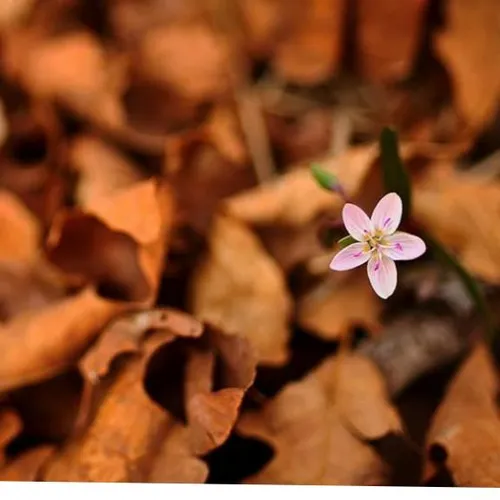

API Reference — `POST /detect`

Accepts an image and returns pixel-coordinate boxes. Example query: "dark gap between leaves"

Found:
[253,325,339,398]
[203,432,275,484]
[144,339,189,423]
[5,127,49,165]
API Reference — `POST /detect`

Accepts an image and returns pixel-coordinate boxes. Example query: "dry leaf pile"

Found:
[0,0,499,487]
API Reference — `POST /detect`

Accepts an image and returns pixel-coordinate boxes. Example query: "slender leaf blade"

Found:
[379,127,412,221]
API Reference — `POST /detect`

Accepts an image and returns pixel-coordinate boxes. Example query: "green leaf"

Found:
[379,127,412,221]
[425,232,495,343]
[338,235,357,249]
[311,163,340,192]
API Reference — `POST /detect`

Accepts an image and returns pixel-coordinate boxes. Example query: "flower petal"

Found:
[381,232,426,261]
[330,243,371,271]
[367,253,397,299]
[342,203,373,241]
[370,192,402,235]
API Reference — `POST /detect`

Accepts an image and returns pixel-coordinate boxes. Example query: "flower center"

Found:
[363,230,387,251]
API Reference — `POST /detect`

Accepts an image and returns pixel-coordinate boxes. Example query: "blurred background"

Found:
[0,0,499,488]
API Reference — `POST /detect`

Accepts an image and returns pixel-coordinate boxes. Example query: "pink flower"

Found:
[329,192,426,299]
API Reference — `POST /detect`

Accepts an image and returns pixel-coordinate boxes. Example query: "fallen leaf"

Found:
[0,445,55,482]
[335,353,403,440]
[43,313,256,482]
[188,214,292,366]
[134,22,230,102]
[239,0,282,60]
[69,135,144,207]
[0,288,130,393]
[0,0,35,30]
[413,176,500,283]
[223,145,376,270]
[272,0,346,84]
[424,343,500,487]
[108,0,200,45]
[237,353,403,485]
[434,0,500,131]
[0,189,41,265]
[0,262,64,321]
[46,179,175,303]
[225,145,377,228]
[355,0,427,83]
[80,308,204,384]
[297,269,382,341]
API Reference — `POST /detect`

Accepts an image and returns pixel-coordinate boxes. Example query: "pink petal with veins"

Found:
[382,232,426,261]
[371,192,402,235]
[342,203,373,241]
[367,253,397,299]
[329,242,370,271]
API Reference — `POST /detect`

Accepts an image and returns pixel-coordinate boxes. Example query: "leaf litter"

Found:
[0,0,499,487]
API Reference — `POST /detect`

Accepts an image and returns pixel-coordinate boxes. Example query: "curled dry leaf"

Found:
[355,0,427,83]
[297,269,382,341]
[46,179,175,303]
[44,312,256,482]
[272,0,346,85]
[189,214,292,366]
[80,308,204,384]
[413,176,500,283]
[434,0,500,131]
[69,135,144,207]
[237,353,404,485]
[424,343,500,487]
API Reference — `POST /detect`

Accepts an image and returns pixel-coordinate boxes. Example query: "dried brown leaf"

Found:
[46,179,175,303]
[69,135,144,207]
[297,269,382,341]
[134,22,230,102]
[424,343,500,487]
[0,262,64,321]
[0,189,41,265]
[189,214,292,366]
[355,0,427,83]
[413,176,500,283]
[44,315,256,482]
[224,145,377,270]
[0,0,36,30]
[0,445,55,482]
[434,0,500,130]
[272,0,346,85]
[225,145,377,227]
[336,353,403,440]
[237,353,403,485]
[0,288,129,393]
